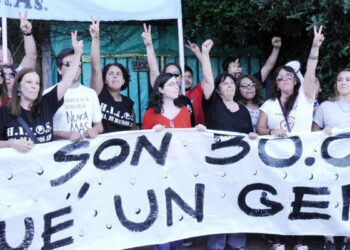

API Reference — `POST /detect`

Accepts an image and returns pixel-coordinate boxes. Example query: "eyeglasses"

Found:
[240,82,256,88]
[277,73,294,82]
[4,72,15,79]
[62,61,82,68]
[164,81,180,87]
[171,71,181,78]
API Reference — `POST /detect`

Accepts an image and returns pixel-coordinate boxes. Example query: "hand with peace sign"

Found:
[89,15,100,39]
[142,23,153,47]
[19,11,32,35]
[312,26,325,48]
[185,40,201,55]
[71,31,83,56]
[201,39,214,54]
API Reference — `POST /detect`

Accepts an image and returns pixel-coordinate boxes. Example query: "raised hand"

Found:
[71,31,83,55]
[19,11,32,35]
[185,40,201,55]
[89,15,100,39]
[272,37,281,48]
[312,26,325,47]
[201,39,214,54]
[142,23,152,47]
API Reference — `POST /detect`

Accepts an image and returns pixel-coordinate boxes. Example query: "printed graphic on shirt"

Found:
[64,97,91,133]
[280,116,295,131]
[100,102,133,128]
[6,122,53,142]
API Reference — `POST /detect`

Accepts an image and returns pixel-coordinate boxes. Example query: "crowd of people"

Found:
[0,13,349,250]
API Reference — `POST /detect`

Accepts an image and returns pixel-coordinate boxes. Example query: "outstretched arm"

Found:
[303,26,324,102]
[260,37,281,82]
[185,40,203,65]
[56,31,83,101]
[201,39,215,99]
[89,15,104,95]
[19,11,37,69]
[142,23,159,88]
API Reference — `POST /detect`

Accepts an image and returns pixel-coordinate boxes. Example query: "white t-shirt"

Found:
[45,84,102,133]
[246,106,260,132]
[313,100,350,129]
[260,86,313,133]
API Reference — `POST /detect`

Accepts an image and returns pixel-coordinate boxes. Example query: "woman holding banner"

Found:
[89,16,136,132]
[256,26,324,250]
[0,31,82,152]
[200,38,256,249]
[312,68,350,250]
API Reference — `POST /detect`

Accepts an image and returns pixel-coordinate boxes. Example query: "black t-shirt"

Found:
[176,95,195,127]
[99,86,134,133]
[203,91,253,133]
[0,86,63,143]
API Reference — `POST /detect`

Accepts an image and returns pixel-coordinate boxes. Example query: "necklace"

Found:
[337,101,350,113]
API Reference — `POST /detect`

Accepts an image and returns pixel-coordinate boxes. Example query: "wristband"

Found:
[268,129,273,135]
[23,32,32,36]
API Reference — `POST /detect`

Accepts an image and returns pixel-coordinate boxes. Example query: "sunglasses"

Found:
[171,71,181,78]
[240,82,256,88]
[4,72,15,79]
[277,73,294,82]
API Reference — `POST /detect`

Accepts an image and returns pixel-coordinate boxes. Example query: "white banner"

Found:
[1,129,350,249]
[0,0,182,21]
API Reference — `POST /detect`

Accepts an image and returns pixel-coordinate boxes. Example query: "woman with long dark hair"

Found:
[0,66,10,107]
[0,32,82,152]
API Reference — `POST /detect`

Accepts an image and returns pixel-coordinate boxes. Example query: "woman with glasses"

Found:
[142,24,195,127]
[256,27,324,250]
[256,26,324,138]
[89,16,136,132]
[0,66,10,107]
[142,73,191,130]
[236,75,264,132]
[0,32,82,152]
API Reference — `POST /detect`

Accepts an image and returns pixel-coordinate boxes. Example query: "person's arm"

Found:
[0,139,34,152]
[312,122,322,131]
[200,39,215,100]
[303,26,324,102]
[89,16,104,95]
[131,109,137,130]
[185,40,203,64]
[56,31,83,101]
[84,121,103,138]
[53,131,84,142]
[260,37,281,82]
[142,23,160,88]
[18,11,37,69]
[256,110,287,137]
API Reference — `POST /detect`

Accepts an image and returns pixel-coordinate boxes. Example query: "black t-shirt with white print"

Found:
[98,86,134,133]
[0,86,63,143]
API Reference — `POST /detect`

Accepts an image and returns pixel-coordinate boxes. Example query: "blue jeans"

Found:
[207,233,246,250]
[154,240,183,250]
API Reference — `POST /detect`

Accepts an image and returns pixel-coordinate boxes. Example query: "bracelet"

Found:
[308,55,318,60]
[23,32,32,36]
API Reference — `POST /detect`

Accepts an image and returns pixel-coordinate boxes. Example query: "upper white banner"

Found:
[0,0,182,21]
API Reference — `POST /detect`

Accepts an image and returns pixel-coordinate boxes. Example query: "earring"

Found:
[17,91,22,97]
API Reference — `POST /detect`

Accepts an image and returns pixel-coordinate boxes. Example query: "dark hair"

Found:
[222,56,239,72]
[0,66,7,103]
[56,48,74,69]
[9,68,43,117]
[214,73,238,101]
[162,63,182,75]
[236,74,264,106]
[270,65,301,116]
[148,73,182,113]
[102,63,130,90]
[331,68,350,101]
[185,65,193,76]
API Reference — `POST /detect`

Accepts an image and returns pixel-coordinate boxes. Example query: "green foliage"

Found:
[182,0,350,99]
